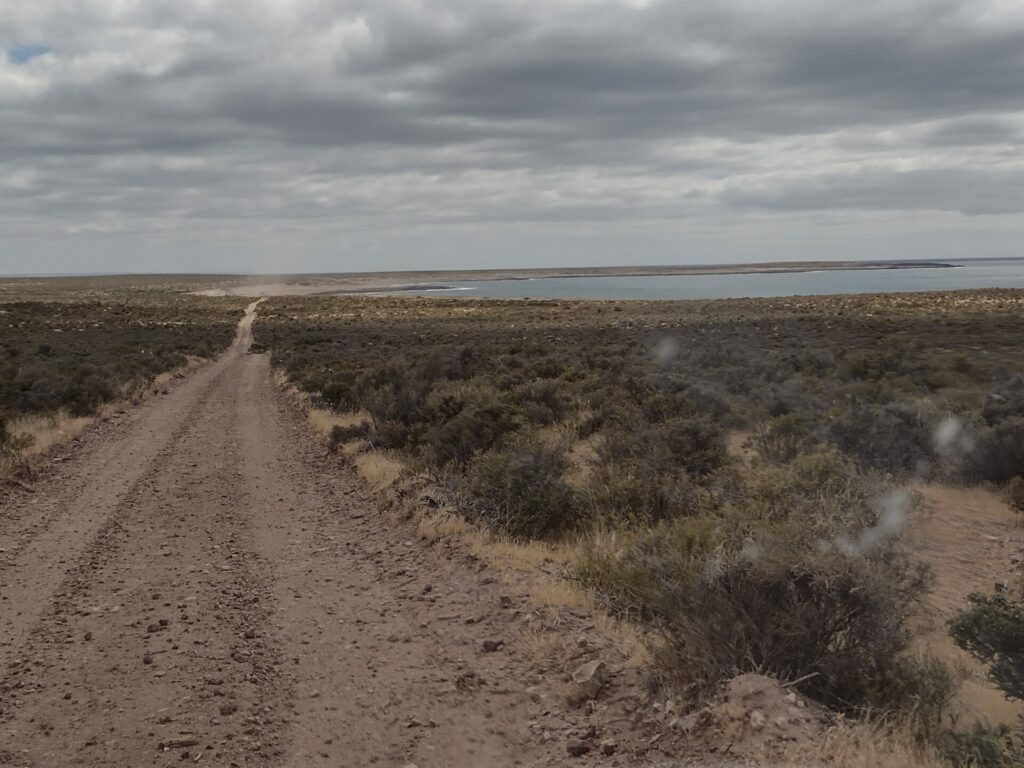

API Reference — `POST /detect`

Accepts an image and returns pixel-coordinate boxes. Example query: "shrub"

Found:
[420,404,517,466]
[828,402,935,476]
[753,411,822,463]
[1006,477,1024,514]
[653,549,945,716]
[461,441,576,539]
[579,462,706,526]
[941,723,1023,768]
[960,419,1024,484]
[0,414,33,473]
[982,377,1024,426]
[719,450,884,542]
[320,378,355,409]
[950,592,1024,701]
[578,516,718,618]
[598,417,726,480]
[327,422,371,451]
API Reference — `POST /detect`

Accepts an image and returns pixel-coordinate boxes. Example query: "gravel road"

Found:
[0,303,566,767]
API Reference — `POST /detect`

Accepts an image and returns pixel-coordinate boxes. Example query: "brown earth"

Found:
[0,303,750,768]
[910,484,1024,726]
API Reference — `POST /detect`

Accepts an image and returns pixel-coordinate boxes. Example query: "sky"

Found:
[2,0,1024,274]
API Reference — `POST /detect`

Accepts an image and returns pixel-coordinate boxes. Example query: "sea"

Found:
[400,258,1024,301]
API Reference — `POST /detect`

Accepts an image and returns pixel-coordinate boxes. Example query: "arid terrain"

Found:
[0,301,759,768]
[3,280,1024,767]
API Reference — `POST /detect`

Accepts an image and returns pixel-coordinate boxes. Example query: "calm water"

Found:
[405,259,1024,300]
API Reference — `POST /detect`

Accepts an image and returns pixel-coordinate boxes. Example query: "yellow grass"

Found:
[416,512,471,543]
[354,452,406,489]
[13,410,94,456]
[593,612,652,667]
[528,575,589,610]
[306,407,371,439]
[810,718,947,768]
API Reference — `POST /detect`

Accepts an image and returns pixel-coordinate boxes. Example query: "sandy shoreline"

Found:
[189,259,959,297]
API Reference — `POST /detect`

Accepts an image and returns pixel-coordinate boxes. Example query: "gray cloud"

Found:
[2,0,1024,273]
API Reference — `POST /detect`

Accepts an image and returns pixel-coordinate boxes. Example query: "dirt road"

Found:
[0,303,608,767]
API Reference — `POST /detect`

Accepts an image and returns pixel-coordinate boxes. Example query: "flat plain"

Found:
[3,276,1024,767]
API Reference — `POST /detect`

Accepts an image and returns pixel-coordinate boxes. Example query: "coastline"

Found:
[187,259,963,297]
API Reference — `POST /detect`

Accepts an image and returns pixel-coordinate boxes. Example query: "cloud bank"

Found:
[3,0,1024,272]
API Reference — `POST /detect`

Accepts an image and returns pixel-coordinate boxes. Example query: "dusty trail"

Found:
[0,303,573,767]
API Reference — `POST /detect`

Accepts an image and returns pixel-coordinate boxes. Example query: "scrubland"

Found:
[0,277,248,477]
[258,289,1024,766]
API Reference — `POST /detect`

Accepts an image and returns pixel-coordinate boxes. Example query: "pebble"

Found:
[566,739,591,757]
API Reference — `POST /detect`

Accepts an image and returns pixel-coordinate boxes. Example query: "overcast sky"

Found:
[3,0,1024,274]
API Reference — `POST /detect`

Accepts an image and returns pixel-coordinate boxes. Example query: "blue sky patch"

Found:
[8,44,51,64]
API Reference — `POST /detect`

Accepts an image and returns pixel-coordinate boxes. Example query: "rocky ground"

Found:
[0,303,790,768]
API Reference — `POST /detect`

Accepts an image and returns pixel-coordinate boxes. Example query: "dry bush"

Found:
[828,402,935,476]
[950,591,1024,702]
[461,440,577,539]
[961,419,1024,484]
[1006,477,1024,514]
[0,413,33,478]
[654,549,950,718]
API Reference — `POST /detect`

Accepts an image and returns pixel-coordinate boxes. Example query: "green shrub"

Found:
[942,723,1023,768]
[578,516,718,618]
[950,592,1024,701]
[461,441,577,539]
[579,462,706,526]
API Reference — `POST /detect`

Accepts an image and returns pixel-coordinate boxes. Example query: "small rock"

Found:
[481,639,504,653]
[599,739,617,756]
[243,628,257,639]
[499,595,514,609]
[566,739,591,757]
[749,709,766,731]
[219,703,238,716]
[570,660,609,701]
[160,737,198,749]
[142,654,153,665]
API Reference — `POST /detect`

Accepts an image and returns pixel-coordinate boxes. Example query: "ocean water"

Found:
[404,259,1024,300]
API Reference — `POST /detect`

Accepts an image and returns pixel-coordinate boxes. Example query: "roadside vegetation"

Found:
[258,289,1024,766]
[0,277,247,477]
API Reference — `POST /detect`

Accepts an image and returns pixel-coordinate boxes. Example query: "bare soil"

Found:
[0,303,741,767]
[911,484,1024,725]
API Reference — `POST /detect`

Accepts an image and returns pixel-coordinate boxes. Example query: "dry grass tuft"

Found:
[811,718,948,768]
[593,612,653,668]
[528,576,589,610]
[307,407,371,440]
[416,512,471,543]
[12,411,94,456]
[354,452,406,489]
